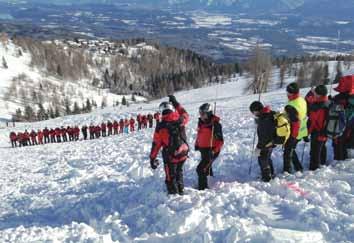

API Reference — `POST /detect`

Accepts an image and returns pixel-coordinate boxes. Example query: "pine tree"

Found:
[2,56,8,69]
[24,105,35,121]
[64,97,71,115]
[57,64,63,77]
[37,103,47,121]
[132,94,136,102]
[85,98,92,112]
[73,102,81,114]
[323,64,330,85]
[15,108,23,121]
[101,97,107,109]
[54,106,60,118]
[122,96,127,106]
[48,107,55,119]
[334,61,343,84]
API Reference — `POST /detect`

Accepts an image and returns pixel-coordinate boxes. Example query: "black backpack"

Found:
[163,121,189,163]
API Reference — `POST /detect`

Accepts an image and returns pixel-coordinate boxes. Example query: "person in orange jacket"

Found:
[9,131,17,148]
[119,119,124,133]
[195,103,224,190]
[149,95,189,195]
[130,117,135,132]
[37,129,44,145]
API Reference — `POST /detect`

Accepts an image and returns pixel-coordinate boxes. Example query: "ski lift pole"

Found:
[249,71,265,175]
[330,30,341,96]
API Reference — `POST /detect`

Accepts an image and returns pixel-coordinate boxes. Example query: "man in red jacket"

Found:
[195,103,224,190]
[50,129,56,143]
[113,120,119,135]
[101,122,107,137]
[30,130,38,145]
[305,85,330,170]
[107,121,113,136]
[37,129,44,145]
[142,115,148,129]
[43,127,50,144]
[150,95,189,195]
[154,112,160,126]
[9,131,17,148]
[119,119,124,133]
[130,117,135,132]
[137,114,142,130]
[148,113,154,128]
[55,127,61,143]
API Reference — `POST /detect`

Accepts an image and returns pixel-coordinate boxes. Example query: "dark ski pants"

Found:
[309,137,327,170]
[62,134,68,142]
[44,136,49,143]
[11,141,17,148]
[51,136,56,143]
[197,148,214,190]
[162,152,185,195]
[333,136,347,161]
[283,139,303,173]
[258,148,274,182]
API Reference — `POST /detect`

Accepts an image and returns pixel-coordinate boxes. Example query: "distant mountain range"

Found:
[1,0,353,16]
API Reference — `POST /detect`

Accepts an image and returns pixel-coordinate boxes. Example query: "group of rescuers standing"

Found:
[149,78,354,195]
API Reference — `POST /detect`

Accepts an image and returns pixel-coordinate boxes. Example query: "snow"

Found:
[0,77,353,242]
[191,12,232,28]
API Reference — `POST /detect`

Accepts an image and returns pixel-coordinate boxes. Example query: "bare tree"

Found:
[246,45,272,94]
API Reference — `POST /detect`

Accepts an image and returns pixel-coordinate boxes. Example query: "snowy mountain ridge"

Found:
[0,79,353,242]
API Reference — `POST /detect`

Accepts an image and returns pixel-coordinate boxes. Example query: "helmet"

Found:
[199,103,213,115]
[249,101,264,112]
[159,102,174,114]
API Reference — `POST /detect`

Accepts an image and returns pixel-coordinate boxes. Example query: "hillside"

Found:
[0,81,353,242]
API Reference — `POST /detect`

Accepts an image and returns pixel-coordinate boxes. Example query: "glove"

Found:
[254,148,261,157]
[195,145,199,151]
[303,136,310,143]
[168,95,179,107]
[150,159,159,170]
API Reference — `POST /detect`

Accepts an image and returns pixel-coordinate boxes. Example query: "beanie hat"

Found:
[286,82,299,94]
[249,101,264,112]
[314,85,328,96]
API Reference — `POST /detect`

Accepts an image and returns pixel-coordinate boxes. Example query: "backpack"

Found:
[164,121,189,163]
[325,102,346,139]
[347,96,354,126]
[273,112,291,145]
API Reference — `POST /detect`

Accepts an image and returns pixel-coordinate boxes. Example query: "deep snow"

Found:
[0,81,354,242]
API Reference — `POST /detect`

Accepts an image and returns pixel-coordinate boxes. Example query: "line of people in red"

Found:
[9,112,161,148]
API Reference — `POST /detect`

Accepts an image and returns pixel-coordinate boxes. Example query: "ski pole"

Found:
[330,30,341,96]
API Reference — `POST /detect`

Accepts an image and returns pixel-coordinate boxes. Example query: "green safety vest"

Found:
[288,96,308,140]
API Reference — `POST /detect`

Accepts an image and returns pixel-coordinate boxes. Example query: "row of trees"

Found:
[12,36,241,98]
[12,95,130,122]
[245,44,353,94]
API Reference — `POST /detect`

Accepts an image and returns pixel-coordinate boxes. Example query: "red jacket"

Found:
[10,132,17,141]
[195,115,224,154]
[38,131,44,141]
[113,121,119,129]
[306,90,329,141]
[130,118,135,127]
[43,128,50,136]
[150,105,189,162]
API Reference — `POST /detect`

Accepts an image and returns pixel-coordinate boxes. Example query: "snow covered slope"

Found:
[0,81,354,242]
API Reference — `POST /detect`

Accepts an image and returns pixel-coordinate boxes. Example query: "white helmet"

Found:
[159,102,174,114]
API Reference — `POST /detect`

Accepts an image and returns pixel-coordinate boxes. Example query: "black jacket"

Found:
[256,108,276,149]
